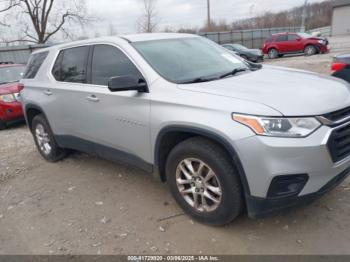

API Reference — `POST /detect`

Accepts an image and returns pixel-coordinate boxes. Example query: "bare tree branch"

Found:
[137,0,159,33]
[0,0,89,44]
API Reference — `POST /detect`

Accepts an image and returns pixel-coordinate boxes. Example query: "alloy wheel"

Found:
[35,123,52,155]
[175,158,222,212]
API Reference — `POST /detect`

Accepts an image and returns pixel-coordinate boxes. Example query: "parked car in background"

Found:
[21,34,350,225]
[222,43,264,62]
[0,62,25,129]
[332,54,350,83]
[262,32,329,59]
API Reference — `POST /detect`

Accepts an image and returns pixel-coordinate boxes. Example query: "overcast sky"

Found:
[86,0,327,35]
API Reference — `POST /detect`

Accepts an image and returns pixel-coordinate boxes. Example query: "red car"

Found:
[332,54,350,83]
[0,62,25,130]
[262,32,329,59]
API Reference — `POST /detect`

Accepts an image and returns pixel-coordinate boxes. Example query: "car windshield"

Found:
[232,44,248,51]
[0,66,25,84]
[298,33,313,39]
[132,37,247,84]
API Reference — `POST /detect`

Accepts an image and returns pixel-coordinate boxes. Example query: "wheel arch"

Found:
[24,103,48,130]
[154,125,251,197]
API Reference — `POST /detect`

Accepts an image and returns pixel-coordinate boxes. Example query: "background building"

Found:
[332,0,350,35]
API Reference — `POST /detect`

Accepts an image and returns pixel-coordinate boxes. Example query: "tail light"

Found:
[17,83,24,92]
[332,62,346,73]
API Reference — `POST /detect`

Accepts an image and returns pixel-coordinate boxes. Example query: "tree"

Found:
[137,0,159,33]
[0,0,88,44]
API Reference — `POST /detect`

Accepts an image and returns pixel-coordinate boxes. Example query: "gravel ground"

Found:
[1,36,350,255]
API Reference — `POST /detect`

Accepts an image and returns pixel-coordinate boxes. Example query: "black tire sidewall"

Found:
[31,114,65,162]
[0,120,6,130]
[166,139,243,226]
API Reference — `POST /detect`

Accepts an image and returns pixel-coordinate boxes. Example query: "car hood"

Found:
[178,66,350,116]
[0,82,21,95]
[247,49,262,56]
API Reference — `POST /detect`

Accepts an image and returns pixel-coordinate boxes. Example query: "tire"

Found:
[304,45,317,56]
[166,137,243,226]
[31,114,67,162]
[268,48,279,59]
[0,120,6,130]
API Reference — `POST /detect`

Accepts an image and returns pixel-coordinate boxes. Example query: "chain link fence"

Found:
[199,27,303,49]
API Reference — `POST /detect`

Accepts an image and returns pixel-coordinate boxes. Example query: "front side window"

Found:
[52,46,89,83]
[91,45,142,86]
[288,34,299,41]
[276,35,288,42]
[132,37,246,84]
[0,66,25,84]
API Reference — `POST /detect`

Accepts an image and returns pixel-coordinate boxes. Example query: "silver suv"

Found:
[21,33,350,225]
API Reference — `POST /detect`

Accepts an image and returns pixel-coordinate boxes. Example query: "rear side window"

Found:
[23,51,48,79]
[91,45,142,86]
[276,35,287,42]
[52,46,89,83]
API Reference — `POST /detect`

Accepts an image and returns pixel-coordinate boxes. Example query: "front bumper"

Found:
[233,125,350,217]
[247,167,349,217]
[318,44,329,54]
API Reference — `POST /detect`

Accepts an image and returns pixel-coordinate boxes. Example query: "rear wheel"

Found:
[268,48,279,59]
[166,137,243,226]
[304,45,317,56]
[0,120,6,130]
[31,114,67,162]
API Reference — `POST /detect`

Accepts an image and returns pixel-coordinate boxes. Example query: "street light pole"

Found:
[207,0,211,30]
[301,0,308,32]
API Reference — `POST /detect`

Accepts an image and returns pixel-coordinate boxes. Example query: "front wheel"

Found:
[268,48,279,59]
[31,114,67,162]
[304,45,317,56]
[166,137,243,226]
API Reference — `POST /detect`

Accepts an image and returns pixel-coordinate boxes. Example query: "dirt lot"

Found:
[1,36,350,255]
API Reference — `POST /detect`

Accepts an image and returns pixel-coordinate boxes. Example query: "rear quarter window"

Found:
[23,51,49,79]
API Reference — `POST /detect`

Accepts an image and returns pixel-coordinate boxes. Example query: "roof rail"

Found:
[0,61,14,65]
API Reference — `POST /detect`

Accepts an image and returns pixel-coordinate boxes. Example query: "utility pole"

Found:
[207,0,211,31]
[301,0,308,32]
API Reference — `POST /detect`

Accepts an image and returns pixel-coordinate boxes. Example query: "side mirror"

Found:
[108,75,148,93]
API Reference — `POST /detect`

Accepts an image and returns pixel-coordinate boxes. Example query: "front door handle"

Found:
[86,94,99,102]
[43,89,53,96]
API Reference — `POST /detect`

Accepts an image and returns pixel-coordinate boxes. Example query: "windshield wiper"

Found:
[180,77,218,84]
[219,67,248,79]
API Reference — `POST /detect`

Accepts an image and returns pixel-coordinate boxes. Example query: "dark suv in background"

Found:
[263,32,329,59]
[332,54,350,83]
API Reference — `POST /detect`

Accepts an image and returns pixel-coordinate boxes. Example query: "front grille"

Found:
[327,122,350,162]
[323,106,350,123]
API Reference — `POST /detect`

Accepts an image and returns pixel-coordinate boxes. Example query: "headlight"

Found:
[0,94,17,103]
[318,40,325,45]
[233,114,321,137]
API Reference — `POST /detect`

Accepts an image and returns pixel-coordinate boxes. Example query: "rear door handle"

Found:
[43,89,53,96]
[86,94,99,102]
